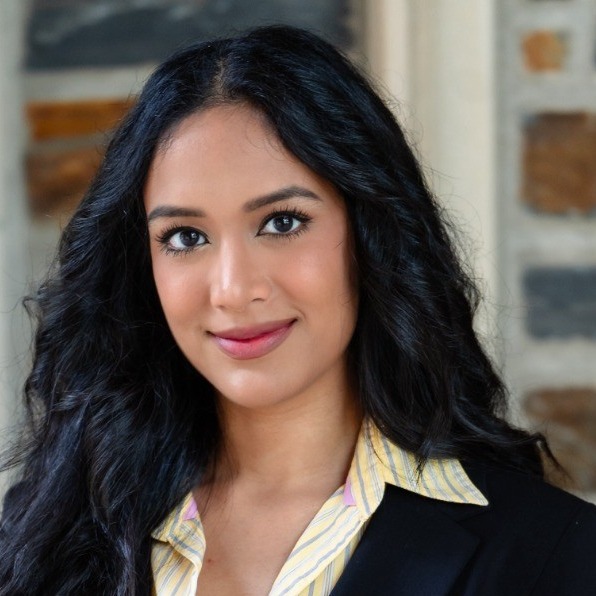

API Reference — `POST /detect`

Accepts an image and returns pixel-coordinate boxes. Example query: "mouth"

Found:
[209,318,296,360]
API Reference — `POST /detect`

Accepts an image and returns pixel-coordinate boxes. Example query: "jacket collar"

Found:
[330,475,488,596]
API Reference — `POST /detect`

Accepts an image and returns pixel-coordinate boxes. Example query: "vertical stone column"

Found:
[364,0,498,340]
[364,0,412,105]
[411,0,498,339]
[0,0,29,492]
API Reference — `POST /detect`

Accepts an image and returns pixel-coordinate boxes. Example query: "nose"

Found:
[209,240,271,311]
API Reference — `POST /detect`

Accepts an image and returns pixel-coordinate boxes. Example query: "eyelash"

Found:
[259,207,311,240]
[156,225,206,256]
[155,207,312,256]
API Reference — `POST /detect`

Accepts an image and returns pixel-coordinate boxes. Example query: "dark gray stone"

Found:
[26,0,353,70]
[523,267,596,338]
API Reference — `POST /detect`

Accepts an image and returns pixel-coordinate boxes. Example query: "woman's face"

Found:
[144,104,358,411]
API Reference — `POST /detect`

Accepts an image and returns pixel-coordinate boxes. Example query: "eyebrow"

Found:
[243,185,321,212]
[146,185,321,223]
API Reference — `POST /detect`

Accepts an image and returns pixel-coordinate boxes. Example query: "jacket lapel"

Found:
[330,485,482,596]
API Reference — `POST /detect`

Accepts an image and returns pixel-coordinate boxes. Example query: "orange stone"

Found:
[522,30,566,72]
[26,98,135,141]
[27,144,104,217]
[25,98,136,216]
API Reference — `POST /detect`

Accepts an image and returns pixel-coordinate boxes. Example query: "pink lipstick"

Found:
[210,319,296,360]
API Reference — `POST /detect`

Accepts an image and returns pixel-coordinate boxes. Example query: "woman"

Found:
[1,25,595,595]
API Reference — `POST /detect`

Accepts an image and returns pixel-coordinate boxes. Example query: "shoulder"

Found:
[381,460,596,552]
[377,462,596,594]
[461,461,596,533]
[450,462,596,594]
[333,463,596,596]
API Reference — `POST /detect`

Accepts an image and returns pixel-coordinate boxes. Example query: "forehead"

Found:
[144,104,342,212]
[156,104,280,161]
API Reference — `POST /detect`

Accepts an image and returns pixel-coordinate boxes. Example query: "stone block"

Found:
[26,0,353,70]
[27,99,135,141]
[26,144,104,216]
[523,112,596,214]
[523,267,596,339]
[522,30,566,72]
[525,388,596,492]
[25,98,136,216]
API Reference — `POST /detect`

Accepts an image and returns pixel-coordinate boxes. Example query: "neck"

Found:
[213,376,362,494]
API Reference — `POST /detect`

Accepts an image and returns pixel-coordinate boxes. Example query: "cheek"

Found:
[151,260,204,328]
[288,236,357,326]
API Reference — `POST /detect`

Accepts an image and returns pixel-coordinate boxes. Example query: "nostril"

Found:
[209,266,272,311]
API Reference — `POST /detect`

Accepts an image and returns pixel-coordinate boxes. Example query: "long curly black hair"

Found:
[0,25,547,595]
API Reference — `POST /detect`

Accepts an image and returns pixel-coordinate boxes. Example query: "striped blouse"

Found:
[151,420,488,595]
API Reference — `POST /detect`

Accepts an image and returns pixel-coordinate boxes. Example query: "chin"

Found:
[210,370,306,412]
[215,386,295,411]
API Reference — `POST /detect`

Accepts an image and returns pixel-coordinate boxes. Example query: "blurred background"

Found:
[0,0,595,500]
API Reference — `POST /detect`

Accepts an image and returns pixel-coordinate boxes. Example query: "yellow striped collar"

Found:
[347,421,488,521]
[152,420,487,543]
[150,421,487,595]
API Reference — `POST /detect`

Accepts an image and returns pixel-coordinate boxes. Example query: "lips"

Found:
[209,319,296,359]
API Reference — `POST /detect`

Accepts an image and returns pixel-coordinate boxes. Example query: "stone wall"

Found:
[499,0,596,499]
[27,0,353,70]
[24,0,356,218]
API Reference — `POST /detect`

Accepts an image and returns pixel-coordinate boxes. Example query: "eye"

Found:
[259,209,311,236]
[262,215,301,234]
[157,226,207,253]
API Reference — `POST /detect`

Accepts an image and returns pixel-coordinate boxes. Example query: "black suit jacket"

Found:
[330,463,596,595]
